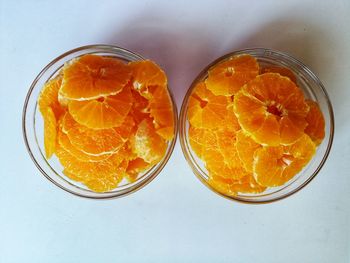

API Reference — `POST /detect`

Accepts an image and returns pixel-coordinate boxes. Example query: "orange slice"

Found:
[38,75,65,119]
[148,85,174,140]
[188,82,239,131]
[305,99,325,145]
[235,130,261,173]
[57,128,111,162]
[68,85,133,129]
[253,134,316,187]
[261,66,297,84]
[55,145,126,180]
[215,129,242,169]
[208,171,266,196]
[125,158,151,183]
[188,126,217,159]
[59,54,131,100]
[234,73,309,146]
[129,60,167,98]
[62,113,125,155]
[42,107,57,159]
[205,54,259,96]
[130,119,167,164]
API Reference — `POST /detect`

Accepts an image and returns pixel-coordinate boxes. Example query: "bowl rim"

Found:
[22,44,178,199]
[179,47,334,204]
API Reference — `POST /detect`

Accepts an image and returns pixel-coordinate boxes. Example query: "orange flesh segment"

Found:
[59,54,131,100]
[205,54,259,96]
[305,99,325,145]
[43,107,57,159]
[261,66,297,84]
[68,85,133,129]
[234,73,309,146]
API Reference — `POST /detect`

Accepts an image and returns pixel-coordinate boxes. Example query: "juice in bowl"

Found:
[23,45,177,199]
[179,48,334,203]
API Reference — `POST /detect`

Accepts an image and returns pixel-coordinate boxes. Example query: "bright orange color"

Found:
[59,54,131,100]
[188,126,217,159]
[131,119,167,164]
[253,134,316,187]
[38,55,174,193]
[68,85,133,129]
[62,113,125,155]
[188,82,240,131]
[234,73,309,146]
[43,107,57,159]
[235,130,261,172]
[57,128,111,162]
[129,60,167,98]
[148,85,175,140]
[208,172,266,196]
[205,54,259,96]
[305,100,325,145]
[125,158,151,183]
[38,75,65,119]
[261,66,297,84]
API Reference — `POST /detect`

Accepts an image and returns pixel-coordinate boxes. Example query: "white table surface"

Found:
[1,0,349,262]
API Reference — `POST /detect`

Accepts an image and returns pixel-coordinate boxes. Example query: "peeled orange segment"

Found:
[125,158,151,183]
[215,130,242,169]
[188,126,217,159]
[57,128,111,162]
[261,66,297,84]
[205,54,259,96]
[38,75,65,118]
[130,89,150,123]
[205,149,246,180]
[59,54,131,100]
[131,119,167,164]
[85,160,127,192]
[62,113,125,155]
[234,73,309,146]
[305,100,325,145]
[129,60,167,98]
[56,144,126,180]
[208,171,266,196]
[188,82,239,131]
[235,130,261,173]
[253,134,316,187]
[148,85,175,140]
[68,85,133,129]
[114,115,136,140]
[42,107,57,159]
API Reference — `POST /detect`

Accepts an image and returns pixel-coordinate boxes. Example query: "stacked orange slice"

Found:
[187,54,325,196]
[38,55,175,192]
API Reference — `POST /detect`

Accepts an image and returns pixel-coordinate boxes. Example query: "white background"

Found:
[1,0,349,262]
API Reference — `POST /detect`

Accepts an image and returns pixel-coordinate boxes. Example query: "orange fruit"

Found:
[235,130,261,172]
[130,88,150,124]
[253,134,316,187]
[62,113,125,155]
[234,73,309,146]
[305,99,325,145]
[114,115,136,140]
[38,75,65,119]
[68,85,133,129]
[42,107,57,159]
[59,54,131,100]
[148,85,175,140]
[84,160,127,192]
[57,128,111,162]
[208,171,266,196]
[130,119,167,164]
[129,60,167,98]
[261,66,297,84]
[125,158,151,183]
[205,54,259,96]
[187,82,239,131]
[55,145,126,180]
[215,129,242,169]
[188,126,217,159]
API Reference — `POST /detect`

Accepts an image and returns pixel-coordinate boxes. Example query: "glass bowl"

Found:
[179,48,334,204]
[23,45,178,199]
